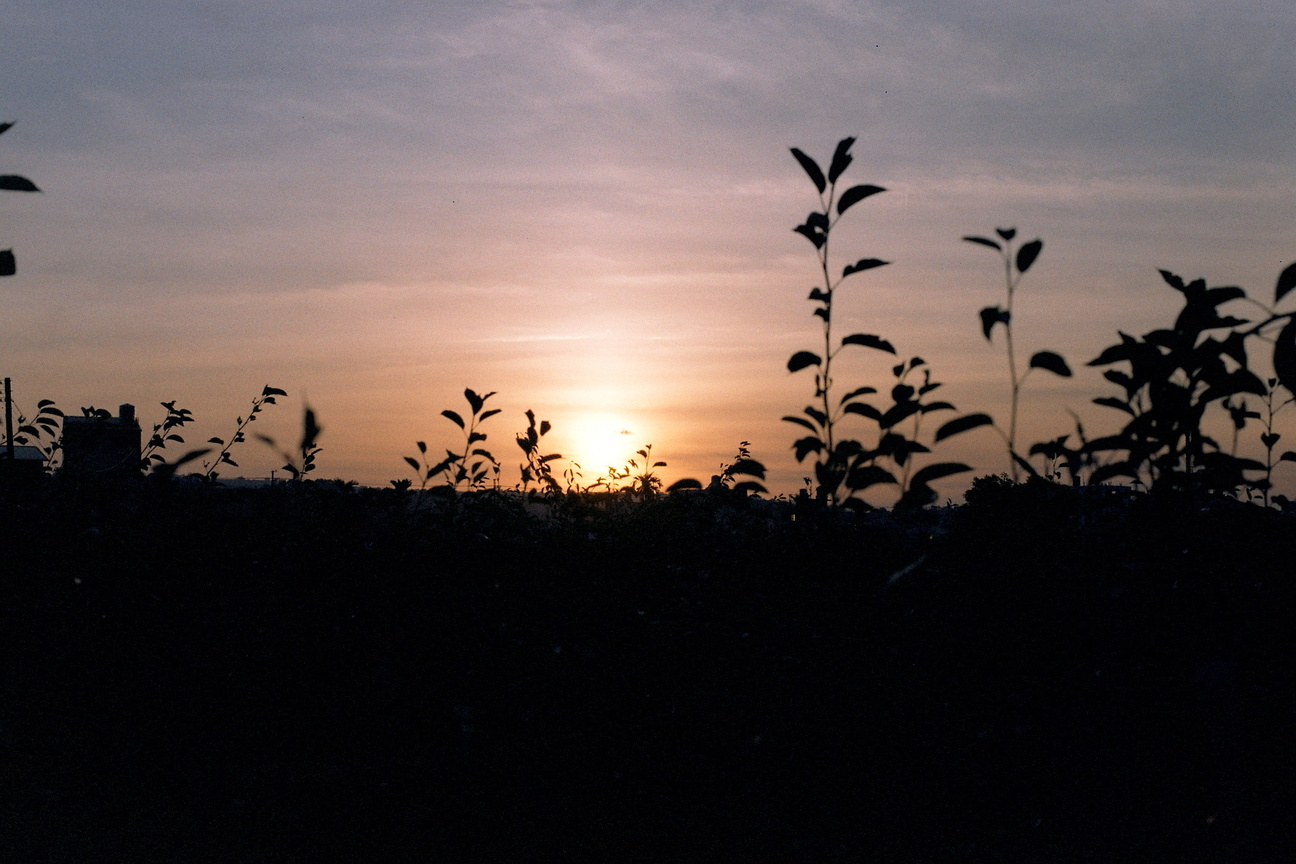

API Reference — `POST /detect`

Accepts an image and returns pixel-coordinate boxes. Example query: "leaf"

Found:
[840,333,896,353]
[794,222,826,249]
[845,464,897,491]
[404,456,421,471]
[919,401,957,413]
[1280,451,1296,463]
[0,249,14,277]
[842,402,882,421]
[836,184,885,215]
[934,413,994,442]
[910,462,972,486]
[996,227,1017,242]
[842,258,889,278]
[441,409,465,429]
[827,136,855,184]
[839,386,877,402]
[979,306,1010,341]
[793,436,823,462]
[0,175,40,192]
[208,437,224,445]
[1159,269,1186,292]
[963,235,1001,252]
[668,478,703,492]
[787,351,822,373]
[728,458,766,479]
[1276,262,1296,305]
[262,386,287,397]
[0,122,12,136]
[1262,432,1281,449]
[479,408,502,422]
[782,414,819,432]
[1092,396,1135,416]
[790,147,826,193]
[878,401,922,430]
[1015,239,1042,274]
[1029,350,1072,377]
[1273,317,1296,397]
[465,389,484,414]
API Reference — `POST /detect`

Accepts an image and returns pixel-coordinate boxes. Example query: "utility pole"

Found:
[4,377,14,462]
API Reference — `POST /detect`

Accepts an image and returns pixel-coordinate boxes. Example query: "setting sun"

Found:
[561,412,639,481]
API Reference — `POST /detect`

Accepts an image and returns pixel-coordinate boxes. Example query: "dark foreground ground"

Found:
[1,479,1292,862]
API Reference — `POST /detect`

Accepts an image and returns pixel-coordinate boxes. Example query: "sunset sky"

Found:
[4,0,1294,495]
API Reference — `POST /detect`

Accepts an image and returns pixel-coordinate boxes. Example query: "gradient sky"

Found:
[4,0,1294,495]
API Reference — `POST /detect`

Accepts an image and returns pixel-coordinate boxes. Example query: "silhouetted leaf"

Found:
[0,175,39,192]
[790,147,826,193]
[1015,239,1042,274]
[840,333,895,353]
[668,478,703,492]
[1093,397,1135,416]
[910,462,972,486]
[845,464,896,491]
[262,386,287,397]
[1029,351,1072,377]
[0,250,14,276]
[879,401,922,430]
[787,351,822,372]
[836,183,884,215]
[804,406,828,426]
[891,384,915,402]
[728,458,766,479]
[782,414,819,432]
[404,456,420,471]
[996,227,1016,242]
[1280,451,1296,463]
[842,258,889,278]
[479,408,502,422]
[839,386,877,402]
[827,137,855,184]
[465,389,484,414]
[441,409,465,429]
[935,413,993,442]
[920,401,956,413]
[1276,262,1296,305]
[793,436,823,462]
[808,287,830,302]
[0,123,12,136]
[980,306,1009,340]
[1262,432,1281,449]
[793,222,827,249]
[963,235,1001,252]
[842,402,882,421]
[1159,270,1186,291]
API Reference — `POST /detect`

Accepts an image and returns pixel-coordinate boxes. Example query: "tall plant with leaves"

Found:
[204,386,286,482]
[784,138,984,508]
[783,137,894,505]
[1,121,40,278]
[964,227,1072,480]
[516,409,563,497]
[404,388,501,492]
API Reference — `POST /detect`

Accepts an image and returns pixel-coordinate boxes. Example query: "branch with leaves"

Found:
[965,227,1072,480]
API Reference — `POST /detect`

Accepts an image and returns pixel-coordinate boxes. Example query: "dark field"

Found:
[2,479,1292,862]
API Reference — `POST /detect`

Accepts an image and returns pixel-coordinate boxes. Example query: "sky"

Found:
[3,0,1295,496]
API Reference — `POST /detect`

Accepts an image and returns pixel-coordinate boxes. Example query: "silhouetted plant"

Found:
[718,441,767,495]
[784,138,984,509]
[404,388,501,493]
[1247,378,1296,506]
[140,400,195,471]
[516,409,563,497]
[9,397,63,466]
[783,138,898,505]
[964,227,1071,479]
[257,404,322,480]
[204,386,286,482]
[1086,270,1267,494]
[1,121,41,278]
